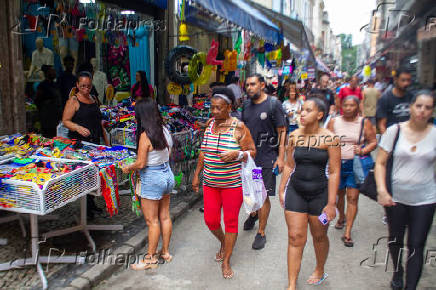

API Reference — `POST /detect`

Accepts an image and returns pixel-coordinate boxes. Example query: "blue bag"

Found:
[353,118,374,185]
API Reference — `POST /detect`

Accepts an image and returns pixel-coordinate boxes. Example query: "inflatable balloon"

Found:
[229,50,238,71]
[206,40,224,66]
[257,53,265,67]
[234,32,242,55]
[196,64,212,85]
[363,65,371,77]
[167,82,183,95]
[188,52,205,82]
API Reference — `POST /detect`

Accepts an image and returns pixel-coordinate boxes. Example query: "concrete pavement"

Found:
[94,189,436,290]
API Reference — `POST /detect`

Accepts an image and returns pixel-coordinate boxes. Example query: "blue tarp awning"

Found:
[190,0,281,44]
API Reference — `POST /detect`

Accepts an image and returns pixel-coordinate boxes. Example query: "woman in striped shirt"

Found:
[192,87,256,279]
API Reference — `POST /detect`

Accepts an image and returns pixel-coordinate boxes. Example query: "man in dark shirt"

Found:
[57,55,77,109]
[241,74,287,250]
[376,68,413,134]
[308,74,335,125]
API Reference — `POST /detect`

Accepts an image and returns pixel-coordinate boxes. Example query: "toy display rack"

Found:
[0,157,123,289]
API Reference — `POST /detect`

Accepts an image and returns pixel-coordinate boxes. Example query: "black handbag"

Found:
[360,124,400,201]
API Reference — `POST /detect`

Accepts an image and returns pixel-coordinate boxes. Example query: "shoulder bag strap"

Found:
[357,117,365,145]
[391,123,401,154]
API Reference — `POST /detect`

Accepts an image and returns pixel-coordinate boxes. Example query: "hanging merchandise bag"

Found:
[241,154,267,214]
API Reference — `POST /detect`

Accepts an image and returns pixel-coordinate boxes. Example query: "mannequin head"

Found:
[35,38,44,51]
[90,58,98,72]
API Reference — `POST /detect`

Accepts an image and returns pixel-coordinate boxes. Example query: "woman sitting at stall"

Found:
[122,98,175,270]
[131,70,154,101]
[192,88,256,279]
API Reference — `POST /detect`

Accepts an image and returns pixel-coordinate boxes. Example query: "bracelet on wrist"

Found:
[237,151,244,161]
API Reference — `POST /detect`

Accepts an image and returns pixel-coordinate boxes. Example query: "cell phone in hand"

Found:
[272,166,279,176]
[318,213,328,225]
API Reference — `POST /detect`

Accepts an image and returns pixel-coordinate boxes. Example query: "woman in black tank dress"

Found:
[62,71,109,146]
[278,98,341,290]
[62,71,110,218]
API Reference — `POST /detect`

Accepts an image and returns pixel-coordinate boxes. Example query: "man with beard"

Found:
[241,74,287,250]
[376,68,413,134]
[308,74,336,123]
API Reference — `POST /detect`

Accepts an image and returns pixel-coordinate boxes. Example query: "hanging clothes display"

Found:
[127,26,151,88]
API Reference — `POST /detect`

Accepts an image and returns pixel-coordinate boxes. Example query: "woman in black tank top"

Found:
[62,71,109,145]
[278,98,341,290]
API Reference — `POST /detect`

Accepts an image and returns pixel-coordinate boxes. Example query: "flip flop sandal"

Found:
[222,265,234,279]
[334,220,346,229]
[160,253,173,264]
[215,251,224,262]
[130,258,159,270]
[341,236,354,247]
[308,273,328,285]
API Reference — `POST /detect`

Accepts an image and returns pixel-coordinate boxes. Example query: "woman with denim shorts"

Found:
[122,99,175,270]
[192,87,256,279]
[327,95,377,247]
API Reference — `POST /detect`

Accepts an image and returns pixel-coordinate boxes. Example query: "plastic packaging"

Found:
[241,155,267,214]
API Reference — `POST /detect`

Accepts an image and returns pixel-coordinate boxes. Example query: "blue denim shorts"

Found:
[139,162,175,200]
[339,159,358,190]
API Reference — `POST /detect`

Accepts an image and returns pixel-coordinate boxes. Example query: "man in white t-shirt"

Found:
[27,37,54,80]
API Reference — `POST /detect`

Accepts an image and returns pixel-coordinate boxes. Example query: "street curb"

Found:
[64,194,201,290]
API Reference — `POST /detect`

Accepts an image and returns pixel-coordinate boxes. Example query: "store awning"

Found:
[316,58,331,73]
[245,1,316,65]
[190,0,281,44]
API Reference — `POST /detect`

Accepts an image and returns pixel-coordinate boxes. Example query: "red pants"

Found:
[203,185,243,233]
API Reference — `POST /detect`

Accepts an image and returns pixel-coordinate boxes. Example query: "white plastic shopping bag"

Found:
[56,122,69,138]
[241,155,267,214]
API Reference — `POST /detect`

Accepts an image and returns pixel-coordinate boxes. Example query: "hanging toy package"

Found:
[241,155,267,214]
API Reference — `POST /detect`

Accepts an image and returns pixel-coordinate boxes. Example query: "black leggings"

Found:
[385,202,435,290]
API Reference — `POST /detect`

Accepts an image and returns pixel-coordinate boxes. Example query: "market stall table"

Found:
[0,156,122,289]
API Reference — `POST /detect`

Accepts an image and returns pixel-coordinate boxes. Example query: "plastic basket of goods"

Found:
[0,157,99,215]
[110,128,136,149]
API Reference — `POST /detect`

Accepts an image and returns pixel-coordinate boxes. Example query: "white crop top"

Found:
[147,127,173,166]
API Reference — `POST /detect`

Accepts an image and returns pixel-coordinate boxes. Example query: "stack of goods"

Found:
[192,94,211,121]
[0,134,52,160]
[35,142,135,216]
[0,158,88,189]
[1,133,135,216]
[0,157,94,212]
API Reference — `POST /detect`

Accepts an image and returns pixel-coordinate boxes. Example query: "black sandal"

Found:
[341,236,354,247]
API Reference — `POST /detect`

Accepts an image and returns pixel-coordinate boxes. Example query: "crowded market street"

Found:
[95,189,436,290]
[1,0,436,289]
